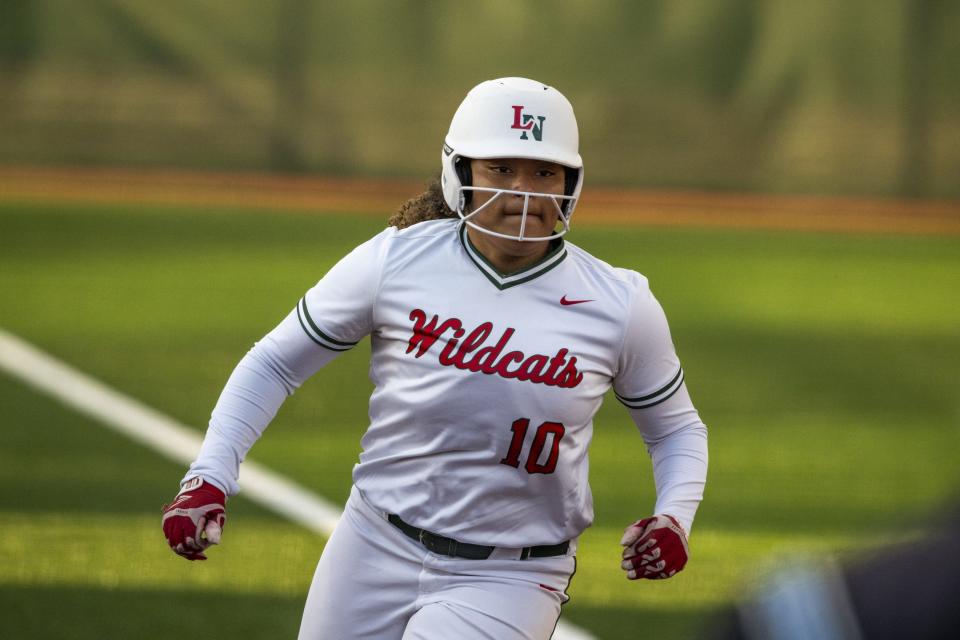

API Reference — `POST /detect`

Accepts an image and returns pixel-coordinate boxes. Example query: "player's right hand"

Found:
[161,477,227,561]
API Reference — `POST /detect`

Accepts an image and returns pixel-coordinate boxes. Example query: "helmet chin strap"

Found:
[457,187,574,242]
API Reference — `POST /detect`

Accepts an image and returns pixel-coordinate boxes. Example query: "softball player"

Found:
[162,77,709,639]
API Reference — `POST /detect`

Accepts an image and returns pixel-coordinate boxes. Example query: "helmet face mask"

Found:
[459,186,575,242]
[441,77,584,242]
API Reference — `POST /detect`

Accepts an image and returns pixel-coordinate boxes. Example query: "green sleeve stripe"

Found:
[615,369,684,409]
[615,367,683,403]
[298,297,358,347]
[296,302,353,352]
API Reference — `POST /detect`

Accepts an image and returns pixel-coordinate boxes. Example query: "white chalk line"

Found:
[0,327,597,640]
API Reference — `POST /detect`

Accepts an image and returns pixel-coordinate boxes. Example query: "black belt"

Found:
[387,514,569,560]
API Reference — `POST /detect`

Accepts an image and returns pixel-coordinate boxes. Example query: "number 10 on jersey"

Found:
[499,418,566,475]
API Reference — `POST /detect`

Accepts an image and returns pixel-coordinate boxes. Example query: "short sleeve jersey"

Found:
[295,218,686,547]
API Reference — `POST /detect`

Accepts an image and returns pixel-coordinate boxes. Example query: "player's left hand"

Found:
[620,514,689,580]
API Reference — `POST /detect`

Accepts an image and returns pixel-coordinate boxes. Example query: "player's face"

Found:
[468,158,567,241]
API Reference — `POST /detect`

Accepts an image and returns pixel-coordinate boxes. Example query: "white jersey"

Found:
[186,218,708,547]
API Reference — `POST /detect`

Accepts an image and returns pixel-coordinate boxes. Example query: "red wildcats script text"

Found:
[406,308,584,388]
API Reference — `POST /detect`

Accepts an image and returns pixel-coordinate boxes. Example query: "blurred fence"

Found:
[0,0,957,198]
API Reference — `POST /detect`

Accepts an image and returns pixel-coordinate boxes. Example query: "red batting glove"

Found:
[620,514,689,580]
[162,477,227,561]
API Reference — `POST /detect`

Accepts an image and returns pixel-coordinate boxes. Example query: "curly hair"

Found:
[388,175,458,230]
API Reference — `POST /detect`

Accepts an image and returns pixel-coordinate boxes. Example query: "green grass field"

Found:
[1,200,958,639]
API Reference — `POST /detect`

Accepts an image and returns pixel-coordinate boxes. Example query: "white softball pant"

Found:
[298,485,577,640]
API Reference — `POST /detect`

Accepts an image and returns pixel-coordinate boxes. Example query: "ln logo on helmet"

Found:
[510,105,546,141]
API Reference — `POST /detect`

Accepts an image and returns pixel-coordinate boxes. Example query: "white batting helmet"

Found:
[441,77,584,241]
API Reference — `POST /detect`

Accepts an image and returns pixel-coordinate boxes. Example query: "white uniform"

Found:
[185,218,708,638]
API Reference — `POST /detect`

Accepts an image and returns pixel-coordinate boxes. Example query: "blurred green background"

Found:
[1,2,959,640]
[1,0,959,197]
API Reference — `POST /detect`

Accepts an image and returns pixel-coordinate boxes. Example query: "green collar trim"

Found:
[458,223,567,290]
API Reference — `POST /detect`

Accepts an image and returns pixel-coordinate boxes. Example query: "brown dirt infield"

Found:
[1,166,958,236]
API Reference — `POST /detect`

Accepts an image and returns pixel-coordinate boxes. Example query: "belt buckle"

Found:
[420,530,439,554]
[420,531,452,556]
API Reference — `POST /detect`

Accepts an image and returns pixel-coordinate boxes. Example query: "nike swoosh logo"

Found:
[169,495,193,508]
[560,296,594,306]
